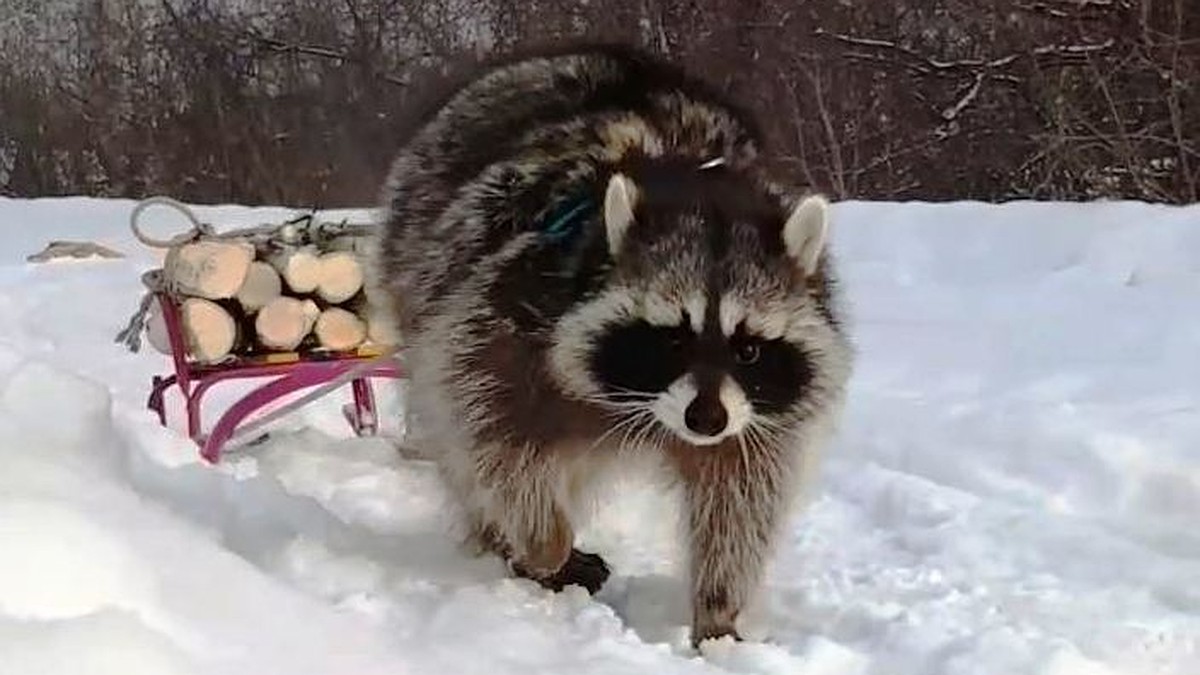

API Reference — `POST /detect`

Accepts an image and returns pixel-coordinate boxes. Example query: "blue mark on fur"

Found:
[540,195,594,244]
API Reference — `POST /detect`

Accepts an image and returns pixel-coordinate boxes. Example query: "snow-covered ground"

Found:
[0,195,1197,675]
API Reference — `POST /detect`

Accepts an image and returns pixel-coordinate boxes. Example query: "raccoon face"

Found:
[587,309,816,447]
[550,164,844,448]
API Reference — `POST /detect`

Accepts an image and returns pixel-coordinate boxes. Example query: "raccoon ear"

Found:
[604,173,638,256]
[782,194,829,277]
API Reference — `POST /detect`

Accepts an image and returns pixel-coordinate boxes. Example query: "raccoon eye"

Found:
[727,333,814,415]
[733,341,760,365]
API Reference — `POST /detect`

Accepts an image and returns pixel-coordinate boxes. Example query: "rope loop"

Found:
[128,195,212,249]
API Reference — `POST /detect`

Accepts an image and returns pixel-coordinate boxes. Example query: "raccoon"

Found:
[372,44,853,646]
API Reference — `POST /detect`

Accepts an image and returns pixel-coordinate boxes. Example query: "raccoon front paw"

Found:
[514,548,610,595]
[691,601,742,649]
[558,549,611,594]
[690,622,742,649]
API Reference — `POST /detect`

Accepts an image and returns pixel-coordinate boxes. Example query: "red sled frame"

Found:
[144,292,405,464]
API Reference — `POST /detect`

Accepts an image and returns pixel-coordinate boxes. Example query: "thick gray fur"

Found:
[371,44,853,647]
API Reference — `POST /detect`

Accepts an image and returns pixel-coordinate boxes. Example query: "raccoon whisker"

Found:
[597,386,660,400]
[649,421,670,453]
[602,407,651,421]
[623,408,657,427]
[605,384,657,394]
[585,400,656,419]
[626,416,651,452]
[742,424,778,487]
[735,430,751,473]
[584,395,657,409]
[582,389,658,406]
[742,423,763,455]
[590,408,654,451]
[591,391,658,400]
[650,424,670,457]
[746,427,779,451]
[748,414,790,436]
[613,409,659,452]
[745,421,787,491]
[743,421,776,459]
[628,411,662,452]
[755,424,785,452]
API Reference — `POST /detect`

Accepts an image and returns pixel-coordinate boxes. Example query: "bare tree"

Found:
[0,0,1194,204]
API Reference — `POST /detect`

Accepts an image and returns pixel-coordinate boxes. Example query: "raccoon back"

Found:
[375,45,768,334]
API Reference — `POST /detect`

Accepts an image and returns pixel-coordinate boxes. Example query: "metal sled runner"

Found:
[144,290,405,463]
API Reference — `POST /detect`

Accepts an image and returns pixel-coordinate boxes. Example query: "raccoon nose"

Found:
[684,395,728,437]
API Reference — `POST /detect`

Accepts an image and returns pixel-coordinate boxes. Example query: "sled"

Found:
[143,290,405,463]
[117,195,406,464]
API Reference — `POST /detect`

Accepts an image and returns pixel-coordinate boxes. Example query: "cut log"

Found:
[267,246,322,294]
[314,307,367,351]
[180,297,238,363]
[235,261,283,313]
[165,241,254,300]
[315,251,364,304]
[255,296,320,351]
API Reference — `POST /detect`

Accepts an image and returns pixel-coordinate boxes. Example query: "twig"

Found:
[781,74,820,192]
[799,63,846,198]
[815,28,1114,72]
[942,72,986,121]
[248,32,409,86]
[1162,0,1197,200]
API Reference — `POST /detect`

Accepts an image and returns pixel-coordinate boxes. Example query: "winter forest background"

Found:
[1,0,1196,206]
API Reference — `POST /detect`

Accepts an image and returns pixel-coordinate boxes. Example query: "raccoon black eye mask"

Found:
[373,44,853,649]
[589,319,814,423]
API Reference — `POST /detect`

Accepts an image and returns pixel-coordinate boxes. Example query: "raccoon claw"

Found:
[514,548,610,595]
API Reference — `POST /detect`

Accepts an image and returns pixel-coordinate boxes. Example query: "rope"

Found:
[114,289,154,352]
[128,195,353,251]
[113,270,167,352]
[128,195,215,248]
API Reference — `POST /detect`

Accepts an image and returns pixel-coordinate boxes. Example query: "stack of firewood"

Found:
[142,226,396,363]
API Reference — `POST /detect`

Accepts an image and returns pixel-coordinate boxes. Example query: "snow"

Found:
[0,194,1197,675]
